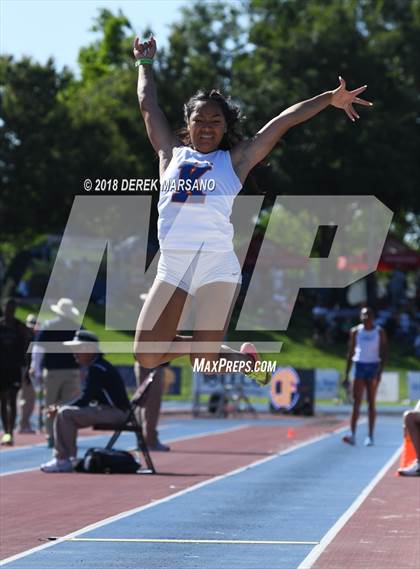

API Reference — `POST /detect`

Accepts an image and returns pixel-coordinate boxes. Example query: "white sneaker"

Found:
[364,436,374,447]
[40,458,73,473]
[398,460,420,477]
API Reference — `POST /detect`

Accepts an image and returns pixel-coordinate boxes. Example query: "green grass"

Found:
[16,302,417,402]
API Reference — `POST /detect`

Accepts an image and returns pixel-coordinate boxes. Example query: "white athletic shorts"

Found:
[156,249,242,295]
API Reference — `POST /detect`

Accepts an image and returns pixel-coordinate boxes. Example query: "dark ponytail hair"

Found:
[177,89,245,150]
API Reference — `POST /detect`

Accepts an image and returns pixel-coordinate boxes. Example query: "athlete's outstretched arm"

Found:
[231,77,372,180]
[134,36,178,162]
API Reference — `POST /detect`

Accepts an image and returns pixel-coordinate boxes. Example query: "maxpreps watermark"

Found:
[192,358,277,374]
[83,178,215,192]
[36,195,393,352]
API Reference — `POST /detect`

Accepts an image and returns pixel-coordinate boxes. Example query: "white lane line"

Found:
[47,537,320,545]
[0,425,173,454]
[0,429,335,565]
[0,425,249,477]
[1,441,51,453]
[296,445,402,569]
[0,467,40,476]
[165,424,248,444]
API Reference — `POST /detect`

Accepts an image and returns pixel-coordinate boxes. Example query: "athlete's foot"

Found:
[342,434,356,446]
[364,436,374,447]
[398,459,420,477]
[240,342,270,386]
[1,433,14,446]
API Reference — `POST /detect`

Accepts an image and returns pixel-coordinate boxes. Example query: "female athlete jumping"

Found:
[132,35,372,383]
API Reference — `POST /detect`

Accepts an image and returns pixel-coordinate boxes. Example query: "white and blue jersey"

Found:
[352,324,381,363]
[352,324,381,380]
[158,146,242,252]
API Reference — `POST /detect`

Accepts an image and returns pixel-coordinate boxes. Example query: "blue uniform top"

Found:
[69,355,130,411]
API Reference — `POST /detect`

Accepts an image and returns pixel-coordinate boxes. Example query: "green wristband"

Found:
[135,58,153,67]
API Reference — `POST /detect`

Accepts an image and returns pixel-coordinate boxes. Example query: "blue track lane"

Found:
[3,417,402,569]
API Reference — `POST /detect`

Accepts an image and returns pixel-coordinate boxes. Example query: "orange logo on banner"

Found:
[270,368,300,410]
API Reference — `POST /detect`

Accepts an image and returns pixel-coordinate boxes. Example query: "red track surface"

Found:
[2,418,343,560]
[312,459,420,569]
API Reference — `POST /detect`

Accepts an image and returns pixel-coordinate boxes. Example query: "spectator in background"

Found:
[31,298,81,447]
[398,400,420,477]
[17,314,38,433]
[312,300,328,345]
[0,299,29,445]
[40,331,130,473]
[384,310,398,339]
[388,267,406,309]
[396,302,417,342]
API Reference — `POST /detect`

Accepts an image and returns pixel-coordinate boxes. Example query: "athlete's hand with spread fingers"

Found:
[133,35,156,60]
[331,76,372,122]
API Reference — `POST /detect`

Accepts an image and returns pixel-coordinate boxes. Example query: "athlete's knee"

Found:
[134,352,162,369]
[353,394,363,406]
[367,400,376,412]
[57,406,76,421]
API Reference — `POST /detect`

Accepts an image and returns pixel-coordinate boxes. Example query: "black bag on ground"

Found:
[77,448,140,474]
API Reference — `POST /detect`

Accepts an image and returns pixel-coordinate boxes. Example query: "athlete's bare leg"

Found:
[134,279,193,368]
[365,378,378,438]
[350,378,365,435]
[190,281,253,371]
[134,279,253,371]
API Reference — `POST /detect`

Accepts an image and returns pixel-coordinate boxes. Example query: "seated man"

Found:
[40,331,130,473]
[398,400,420,477]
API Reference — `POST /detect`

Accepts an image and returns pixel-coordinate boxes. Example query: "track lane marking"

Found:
[1,428,337,565]
[45,537,319,545]
[296,445,403,569]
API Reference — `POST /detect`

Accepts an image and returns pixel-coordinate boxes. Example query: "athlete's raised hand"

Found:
[133,35,156,60]
[331,76,372,122]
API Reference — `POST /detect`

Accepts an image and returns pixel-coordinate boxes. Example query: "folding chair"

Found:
[93,375,156,474]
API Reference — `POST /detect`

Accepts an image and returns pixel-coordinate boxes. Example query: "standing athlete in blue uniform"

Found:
[132,35,372,384]
[343,307,388,446]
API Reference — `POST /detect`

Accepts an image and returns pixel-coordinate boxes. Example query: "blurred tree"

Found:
[0,56,75,243]
[232,0,420,223]
[1,0,419,253]
[78,8,134,82]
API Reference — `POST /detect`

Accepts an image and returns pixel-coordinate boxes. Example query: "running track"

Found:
[1,414,418,568]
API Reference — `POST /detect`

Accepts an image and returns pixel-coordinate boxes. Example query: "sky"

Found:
[1,0,189,72]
